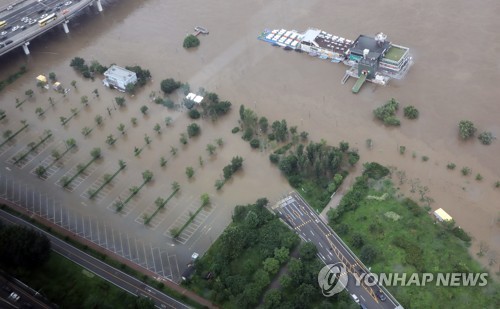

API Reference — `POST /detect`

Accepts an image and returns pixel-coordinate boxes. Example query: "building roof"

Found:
[104,65,136,81]
[351,34,391,59]
[301,28,353,55]
[434,208,452,221]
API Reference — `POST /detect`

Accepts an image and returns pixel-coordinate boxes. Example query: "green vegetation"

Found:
[215,156,244,190]
[60,108,80,126]
[188,199,299,307]
[373,98,400,126]
[62,148,101,188]
[399,145,406,155]
[478,131,495,145]
[140,105,149,115]
[0,121,28,148]
[125,65,152,88]
[447,162,456,170]
[187,123,201,138]
[461,166,471,176]
[183,34,200,49]
[186,166,195,179]
[115,170,153,212]
[403,105,419,119]
[144,188,179,225]
[171,194,210,238]
[88,160,126,199]
[198,92,232,120]
[458,120,476,140]
[475,173,483,181]
[189,109,201,119]
[70,57,107,79]
[13,130,52,164]
[0,225,50,269]
[231,127,240,134]
[0,65,27,93]
[326,164,499,308]
[161,78,181,94]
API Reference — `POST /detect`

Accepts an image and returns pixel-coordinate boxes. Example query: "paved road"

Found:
[0,272,55,308]
[273,192,403,309]
[0,0,96,56]
[0,208,191,309]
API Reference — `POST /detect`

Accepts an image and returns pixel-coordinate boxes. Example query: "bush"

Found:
[362,162,389,179]
[446,163,456,170]
[231,127,240,134]
[269,154,280,164]
[383,116,401,126]
[403,105,419,119]
[399,146,406,155]
[160,78,181,94]
[242,128,253,141]
[187,123,201,138]
[478,131,494,145]
[458,120,476,139]
[183,34,200,49]
[188,109,201,119]
[250,139,260,149]
[461,167,471,176]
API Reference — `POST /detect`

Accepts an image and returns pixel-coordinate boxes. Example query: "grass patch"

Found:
[327,175,499,308]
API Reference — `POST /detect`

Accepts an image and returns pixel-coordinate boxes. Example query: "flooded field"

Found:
[0,0,499,277]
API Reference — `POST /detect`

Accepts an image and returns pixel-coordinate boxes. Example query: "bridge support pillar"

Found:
[96,0,103,12]
[22,42,30,55]
[63,21,69,34]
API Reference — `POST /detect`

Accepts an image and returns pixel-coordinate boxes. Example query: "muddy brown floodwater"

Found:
[1,0,499,277]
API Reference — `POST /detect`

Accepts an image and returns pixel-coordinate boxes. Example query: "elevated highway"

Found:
[0,0,103,56]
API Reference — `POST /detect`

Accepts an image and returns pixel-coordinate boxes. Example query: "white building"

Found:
[103,65,137,92]
[433,208,452,222]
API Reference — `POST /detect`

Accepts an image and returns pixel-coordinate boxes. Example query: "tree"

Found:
[183,34,200,48]
[3,130,12,139]
[164,116,172,126]
[478,131,495,145]
[299,242,317,261]
[35,165,46,177]
[144,134,151,145]
[92,88,99,98]
[81,126,92,137]
[117,123,125,134]
[348,151,360,166]
[215,138,224,147]
[188,109,200,119]
[215,179,224,190]
[351,233,365,249]
[160,156,167,167]
[179,133,188,145]
[0,225,51,269]
[142,170,153,183]
[66,138,76,149]
[186,166,195,179]
[94,115,103,126]
[118,159,126,169]
[171,181,180,192]
[201,193,210,207]
[259,117,269,133]
[206,143,216,155]
[106,134,117,146]
[35,107,44,117]
[131,117,138,126]
[262,257,280,275]
[90,147,101,159]
[155,197,166,209]
[140,105,149,115]
[115,96,126,107]
[48,72,57,81]
[360,245,377,264]
[264,289,282,309]
[154,123,161,134]
[71,80,77,89]
[274,247,289,264]
[81,95,89,106]
[170,146,178,156]
[250,139,260,149]
[403,105,419,119]
[458,120,476,139]
[339,141,349,152]
[160,78,181,94]
[187,123,201,138]
[231,156,244,171]
[25,89,34,98]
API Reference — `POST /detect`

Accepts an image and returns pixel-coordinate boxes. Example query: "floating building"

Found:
[258,28,413,93]
[102,65,137,92]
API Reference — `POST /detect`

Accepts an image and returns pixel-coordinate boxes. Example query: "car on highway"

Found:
[20,25,26,31]
[0,31,7,36]
[7,5,13,11]
[65,1,73,6]
[351,294,360,303]
[360,304,368,309]
[11,26,19,32]
[376,290,387,302]
[28,19,36,25]
[0,20,6,28]
[40,14,48,19]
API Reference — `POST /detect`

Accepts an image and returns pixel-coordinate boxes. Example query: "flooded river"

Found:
[1,0,499,275]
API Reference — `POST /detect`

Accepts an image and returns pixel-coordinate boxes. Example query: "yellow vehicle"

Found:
[0,21,7,28]
[38,13,57,27]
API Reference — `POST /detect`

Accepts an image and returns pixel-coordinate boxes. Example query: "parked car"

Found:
[376,290,387,302]
[11,25,19,32]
